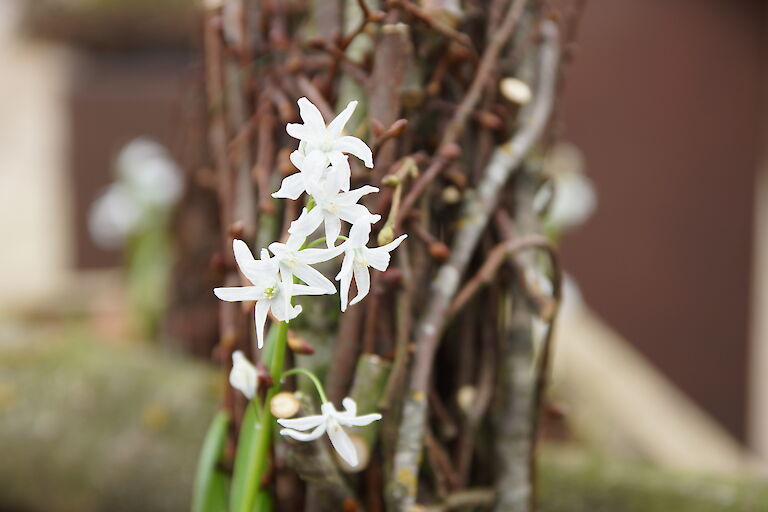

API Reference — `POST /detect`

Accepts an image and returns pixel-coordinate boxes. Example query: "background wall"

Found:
[561,0,765,440]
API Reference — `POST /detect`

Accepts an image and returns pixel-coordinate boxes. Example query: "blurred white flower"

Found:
[117,137,183,207]
[537,142,597,232]
[88,183,142,249]
[277,397,381,467]
[335,219,407,312]
[230,350,258,399]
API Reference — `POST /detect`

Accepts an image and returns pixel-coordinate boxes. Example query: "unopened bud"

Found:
[428,242,450,261]
[442,186,461,204]
[386,118,408,138]
[457,385,476,414]
[270,391,301,419]
[228,220,245,239]
[371,119,386,137]
[381,174,401,187]
[287,331,316,355]
[377,225,395,246]
[440,142,461,159]
[500,77,532,105]
[477,110,503,130]
[285,55,302,73]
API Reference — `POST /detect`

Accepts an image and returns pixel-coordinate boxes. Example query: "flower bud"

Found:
[271,391,301,419]
[500,77,532,105]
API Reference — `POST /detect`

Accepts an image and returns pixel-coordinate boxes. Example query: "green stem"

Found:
[303,236,348,249]
[281,368,328,403]
[236,321,289,512]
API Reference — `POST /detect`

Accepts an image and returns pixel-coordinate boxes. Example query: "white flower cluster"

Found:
[88,138,183,249]
[214,97,407,348]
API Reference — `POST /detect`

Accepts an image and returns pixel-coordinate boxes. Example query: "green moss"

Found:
[539,448,768,512]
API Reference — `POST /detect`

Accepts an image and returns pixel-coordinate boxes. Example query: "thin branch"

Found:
[388,19,561,511]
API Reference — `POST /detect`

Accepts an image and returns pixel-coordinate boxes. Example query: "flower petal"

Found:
[286,123,316,142]
[297,244,345,264]
[279,423,327,442]
[289,207,324,238]
[254,299,270,349]
[337,185,379,206]
[366,234,407,271]
[323,215,342,249]
[297,97,327,140]
[213,286,262,302]
[341,413,382,427]
[327,421,358,467]
[349,265,370,306]
[333,135,373,168]
[335,252,354,312]
[348,219,372,248]
[341,397,357,416]
[291,284,329,296]
[327,100,357,138]
[272,173,306,200]
[277,414,326,431]
[338,204,377,226]
[328,152,352,192]
[293,263,337,294]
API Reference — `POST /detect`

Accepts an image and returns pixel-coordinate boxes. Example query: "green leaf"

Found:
[252,490,274,512]
[229,401,263,512]
[191,410,230,512]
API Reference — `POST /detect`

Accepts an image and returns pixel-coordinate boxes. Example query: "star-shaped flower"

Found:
[277,397,382,467]
[288,171,380,248]
[336,219,407,311]
[213,240,327,348]
[268,233,344,294]
[286,97,373,188]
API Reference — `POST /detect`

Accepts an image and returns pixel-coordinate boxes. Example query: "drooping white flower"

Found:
[336,219,407,311]
[268,232,344,294]
[213,240,327,348]
[277,397,381,467]
[288,170,380,248]
[229,350,258,399]
[286,97,374,183]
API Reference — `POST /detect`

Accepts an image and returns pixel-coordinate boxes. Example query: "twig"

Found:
[448,234,554,317]
[388,0,474,51]
[394,0,528,228]
[422,488,496,511]
[388,19,561,511]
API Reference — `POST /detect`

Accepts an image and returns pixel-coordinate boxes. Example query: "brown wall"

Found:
[561,0,765,439]
[69,53,195,268]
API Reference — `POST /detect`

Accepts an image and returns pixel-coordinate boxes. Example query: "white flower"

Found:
[213,240,327,348]
[288,170,380,247]
[229,350,258,399]
[268,232,344,294]
[286,97,374,186]
[336,219,407,311]
[277,397,381,467]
